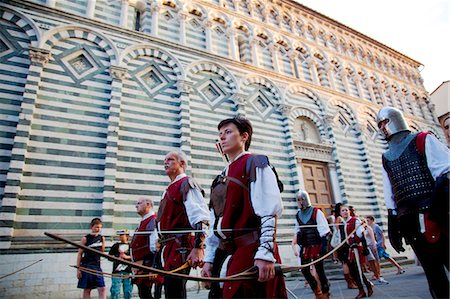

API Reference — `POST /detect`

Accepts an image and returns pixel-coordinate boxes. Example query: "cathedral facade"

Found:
[0,0,444,297]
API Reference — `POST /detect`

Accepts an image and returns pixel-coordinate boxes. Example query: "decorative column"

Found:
[86,0,97,18]
[232,93,247,116]
[101,65,127,235]
[271,43,280,73]
[323,62,333,89]
[339,68,350,94]
[365,78,376,103]
[205,20,213,52]
[277,103,301,192]
[178,11,187,45]
[376,82,388,106]
[289,52,301,80]
[308,58,319,85]
[177,80,194,167]
[354,76,364,98]
[0,47,51,249]
[150,3,160,36]
[46,0,56,8]
[140,0,152,34]
[250,38,259,67]
[228,28,238,60]
[327,162,342,203]
[120,0,129,28]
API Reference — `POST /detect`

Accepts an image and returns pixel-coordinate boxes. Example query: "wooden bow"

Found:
[44,232,257,282]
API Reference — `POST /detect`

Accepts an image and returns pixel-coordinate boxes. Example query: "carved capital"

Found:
[177,80,193,94]
[29,47,51,65]
[151,3,161,13]
[232,93,247,106]
[110,65,128,80]
[204,20,213,28]
[178,11,188,20]
[277,103,292,116]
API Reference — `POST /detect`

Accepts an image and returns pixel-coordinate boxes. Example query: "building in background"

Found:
[0,0,445,297]
[430,81,450,146]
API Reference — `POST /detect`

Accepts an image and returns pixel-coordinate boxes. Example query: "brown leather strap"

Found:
[224,175,249,192]
[219,231,259,254]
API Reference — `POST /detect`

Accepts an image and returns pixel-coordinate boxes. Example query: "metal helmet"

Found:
[376,107,410,140]
[297,190,311,209]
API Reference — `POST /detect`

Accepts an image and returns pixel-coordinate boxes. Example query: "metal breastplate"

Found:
[383,136,435,217]
[297,209,321,246]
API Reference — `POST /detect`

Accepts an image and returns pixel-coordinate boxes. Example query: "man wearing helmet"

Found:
[377,107,449,299]
[292,190,331,299]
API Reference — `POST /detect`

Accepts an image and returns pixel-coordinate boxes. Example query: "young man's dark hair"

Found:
[366,215,375,221]
[217,116,253,151]
[90,218,102,227]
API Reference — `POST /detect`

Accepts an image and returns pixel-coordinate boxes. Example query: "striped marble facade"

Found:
[0,0,444,254]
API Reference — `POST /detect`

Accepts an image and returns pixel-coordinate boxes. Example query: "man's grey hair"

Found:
[139,197,153,208]
[168,150,188,170]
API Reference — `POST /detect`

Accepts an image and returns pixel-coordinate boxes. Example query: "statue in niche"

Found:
[300,121,310,141]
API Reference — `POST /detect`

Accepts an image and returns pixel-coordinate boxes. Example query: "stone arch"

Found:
[120,44,185,80]
[185,2,208,19]
[242,75,281,101]
[289,107,327,142]
[40,25,119,65]
[285,85,325,115]
[328,98,358,126]
[293,41,311,55]
[0,4,41,47]
[254,26,273,41]
[209,10,231,26]
[233,19,253,34]
[408,120,423,132]
[186,60,238,93]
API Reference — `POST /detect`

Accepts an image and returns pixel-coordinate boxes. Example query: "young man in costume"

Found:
[76,218,106,299]
[377,107,449,299]
[293,190,331,299]
[130,198,158,299]
[201,116,287,298]
[157,150,210,298]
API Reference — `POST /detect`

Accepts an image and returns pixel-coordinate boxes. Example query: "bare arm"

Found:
[76,237,87,279]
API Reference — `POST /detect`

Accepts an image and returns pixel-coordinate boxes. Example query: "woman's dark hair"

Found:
[218,116,253,151]
[90,217,102,227]
[334,203,342,217]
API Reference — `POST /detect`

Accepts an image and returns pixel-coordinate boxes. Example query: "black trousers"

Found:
[163,267,190,299]
[301,259,330,293]
[409,234,449,299]
[208,248,228,299]
[347,258,370,290]
[137,284,153,299]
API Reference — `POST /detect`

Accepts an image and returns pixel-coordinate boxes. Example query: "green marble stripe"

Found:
[19,195,103,203]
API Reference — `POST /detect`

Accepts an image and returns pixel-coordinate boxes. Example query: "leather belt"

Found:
[219,231,259,254]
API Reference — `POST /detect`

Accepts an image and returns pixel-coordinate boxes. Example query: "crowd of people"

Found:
[74,107,449,299]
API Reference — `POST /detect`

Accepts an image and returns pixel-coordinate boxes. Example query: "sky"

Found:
[298,0,449,93]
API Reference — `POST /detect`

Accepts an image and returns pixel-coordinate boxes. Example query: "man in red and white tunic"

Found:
[157,151,210,299]
[201,116,287,299]
[130,198,158,299]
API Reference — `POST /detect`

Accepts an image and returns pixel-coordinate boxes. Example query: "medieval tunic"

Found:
[204,152,286,298]
[158,173,209,270]
[381,133,450,298]
[131,211,157,263]
[130,211,157,288]
[295,207,330,260]
[295,207,331,295]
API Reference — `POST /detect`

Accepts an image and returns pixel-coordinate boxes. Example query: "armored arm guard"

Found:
[193,222,205,249]
[388,209,405,253]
